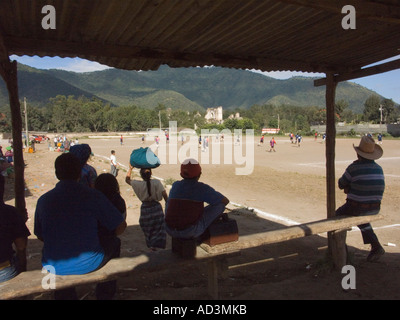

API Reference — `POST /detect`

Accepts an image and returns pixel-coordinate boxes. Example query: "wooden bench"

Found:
[0,213,383,300]
[0,246,239,300]
[200,213,384,268]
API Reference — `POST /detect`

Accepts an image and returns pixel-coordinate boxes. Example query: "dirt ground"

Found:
[3,133,400,300]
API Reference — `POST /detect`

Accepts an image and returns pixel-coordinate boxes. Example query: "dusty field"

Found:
[3,133,400,301]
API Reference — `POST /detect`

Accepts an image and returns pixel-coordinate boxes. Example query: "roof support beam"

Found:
[324,72,337,220]
[323,72,342,268]
[314,58,400,87]
[0,32,27,221]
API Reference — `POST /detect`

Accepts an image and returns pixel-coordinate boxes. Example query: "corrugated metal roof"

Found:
[1,0,400,75]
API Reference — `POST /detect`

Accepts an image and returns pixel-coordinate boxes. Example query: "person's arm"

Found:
[114,220,127,236]
[125,165,133,185]
[162,190,168,202]
[338,166,352,193]
[14,237,28,272]
[221,196,230,206]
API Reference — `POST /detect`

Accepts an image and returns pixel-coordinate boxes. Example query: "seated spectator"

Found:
[165,158,229,241]
[0,175,30,283]
[34,153,126,300]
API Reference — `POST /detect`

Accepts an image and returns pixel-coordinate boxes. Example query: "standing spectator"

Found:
[5,146,13,165]
[377,133,383,145]
[0,175,30,283]
[125,166,168,250]
[110,150,118,177]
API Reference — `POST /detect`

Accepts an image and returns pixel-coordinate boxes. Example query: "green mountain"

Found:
[0,63,384,114]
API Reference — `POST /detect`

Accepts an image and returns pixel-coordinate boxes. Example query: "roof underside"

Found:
[1,0,400,76]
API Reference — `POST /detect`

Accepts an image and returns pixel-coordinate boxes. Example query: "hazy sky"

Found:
[10,55,400,104]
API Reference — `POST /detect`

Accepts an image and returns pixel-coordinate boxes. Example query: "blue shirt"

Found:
[167,179,224,205]
[34,180,123,275]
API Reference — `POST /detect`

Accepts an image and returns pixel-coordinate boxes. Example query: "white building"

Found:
[205,106,223,124]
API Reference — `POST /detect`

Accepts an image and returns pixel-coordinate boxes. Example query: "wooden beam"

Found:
[0,32,27,221]
[325,72,340,268]
[325,72,337,219]
[314,58,400,86]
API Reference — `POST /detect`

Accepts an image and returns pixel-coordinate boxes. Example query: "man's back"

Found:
[34,180,123,275]
[339,159,385,203]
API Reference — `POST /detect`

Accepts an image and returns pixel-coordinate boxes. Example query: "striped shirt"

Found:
[338,159,385,203]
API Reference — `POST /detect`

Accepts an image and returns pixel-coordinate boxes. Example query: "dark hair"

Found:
[140,168,152,197]
[55,153,82,181]
[69,144,92,166]
[95,173,120,199]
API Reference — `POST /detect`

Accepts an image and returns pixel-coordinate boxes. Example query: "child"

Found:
[125,165,168,250]
[95,173,127,246]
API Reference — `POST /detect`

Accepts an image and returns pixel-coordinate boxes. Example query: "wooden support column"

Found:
[325,72,345,269]
[325,72,337,218]
[0,33,27,221]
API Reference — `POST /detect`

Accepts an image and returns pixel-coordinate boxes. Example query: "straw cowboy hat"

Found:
[353,136,383,160]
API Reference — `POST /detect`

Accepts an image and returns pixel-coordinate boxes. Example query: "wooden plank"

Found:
[0,249,239,300]
[200,215,383,254]
[314,58,400,86]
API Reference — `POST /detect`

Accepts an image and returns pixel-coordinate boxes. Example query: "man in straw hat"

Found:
[336,135,385,262]
[165,158,230,240]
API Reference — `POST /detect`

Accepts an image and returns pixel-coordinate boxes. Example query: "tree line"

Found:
[0,94,398,135]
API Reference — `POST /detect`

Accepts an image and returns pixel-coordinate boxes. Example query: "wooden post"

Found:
[207,260,219,299]
[325,72,337,218]
[325,72,345,269]
[0,33,27,221]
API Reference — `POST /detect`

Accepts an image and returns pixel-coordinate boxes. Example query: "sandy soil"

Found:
[3,133,400,300]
